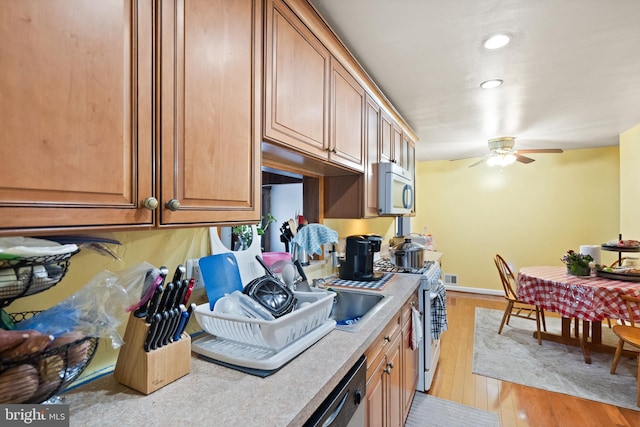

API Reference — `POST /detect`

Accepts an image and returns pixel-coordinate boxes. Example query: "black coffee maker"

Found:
[339,234,384,281]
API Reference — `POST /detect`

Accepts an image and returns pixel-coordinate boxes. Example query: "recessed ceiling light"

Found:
[484,34,511,49]
[480,79,503,89]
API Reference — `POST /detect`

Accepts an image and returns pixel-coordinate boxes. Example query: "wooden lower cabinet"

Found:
[401,294,419,422]
[365,292,419,427]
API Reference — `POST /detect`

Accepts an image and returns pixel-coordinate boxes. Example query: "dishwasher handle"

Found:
[322,391,349,427]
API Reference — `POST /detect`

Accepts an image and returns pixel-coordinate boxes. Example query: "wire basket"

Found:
[195,289,335,351]
[0,311,98,404]
[0,250,79,307]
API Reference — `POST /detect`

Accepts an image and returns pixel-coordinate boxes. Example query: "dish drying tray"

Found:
[191,320,335,371]
[193,289,336,370]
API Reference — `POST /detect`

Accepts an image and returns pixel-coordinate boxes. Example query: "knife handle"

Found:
[167,280,183,311]
[173,305,188,341]
[151,311,170,351]
[133,269,162,317]
[182,277,195,305]
[171,264,186,288]
[144,313,162,352]
[162,308,177,346]
[175,279,189,308]
[177,303,196,338]
[145,285,164,323]
[168,308,181,345]
[157,282,174,314]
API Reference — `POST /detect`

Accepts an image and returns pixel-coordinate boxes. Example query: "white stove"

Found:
[374,258,446,392]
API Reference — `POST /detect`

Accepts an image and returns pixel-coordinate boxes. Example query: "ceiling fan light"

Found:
[487,153,516,167]
[480,79,503,89]
[484,34,511,49]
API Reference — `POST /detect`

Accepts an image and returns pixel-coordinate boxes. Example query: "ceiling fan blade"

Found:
[515,154,535,164]
[450,155,484,162]
[517,148,564,154]
[468,158,487,167]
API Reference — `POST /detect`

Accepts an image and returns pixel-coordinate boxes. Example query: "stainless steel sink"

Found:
[328,288,391,332]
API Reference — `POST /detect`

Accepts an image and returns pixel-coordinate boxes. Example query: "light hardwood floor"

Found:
[428,291,640,427]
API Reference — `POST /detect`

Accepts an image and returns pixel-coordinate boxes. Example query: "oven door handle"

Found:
[322,391,349,427]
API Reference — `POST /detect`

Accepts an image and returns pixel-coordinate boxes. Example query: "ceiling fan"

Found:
[454,137,564,167]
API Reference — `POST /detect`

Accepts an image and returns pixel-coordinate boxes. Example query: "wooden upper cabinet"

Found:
[329,58,365,172]
[264,0,330,158]
[0,0,261,235]
[158,0,261,225]
[403,133,416,176]
[392,122,403,165]
[380,110,394,163]
[364,94,381,217]
[0,0,154,234]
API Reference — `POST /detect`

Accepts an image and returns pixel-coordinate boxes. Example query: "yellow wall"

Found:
[413,146,621,292]
[620,123,640,238]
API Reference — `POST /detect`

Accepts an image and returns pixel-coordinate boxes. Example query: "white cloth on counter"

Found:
[290,224,338,256]
[0,237,78,257]
[411,306,422,350]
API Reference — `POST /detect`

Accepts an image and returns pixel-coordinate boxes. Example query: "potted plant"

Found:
[561,249,594,276]
[231,213,277,251]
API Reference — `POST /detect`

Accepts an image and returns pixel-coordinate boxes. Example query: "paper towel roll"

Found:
[580,245,601,265]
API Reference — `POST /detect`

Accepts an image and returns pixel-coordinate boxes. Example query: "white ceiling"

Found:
[309,0,640,162]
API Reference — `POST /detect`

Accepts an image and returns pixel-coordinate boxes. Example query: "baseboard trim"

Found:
[443,285,503,297]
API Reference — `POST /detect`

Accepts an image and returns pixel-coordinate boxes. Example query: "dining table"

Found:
[517,265,640,363]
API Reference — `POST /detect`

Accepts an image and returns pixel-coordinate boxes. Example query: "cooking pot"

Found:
[389,238,426,268]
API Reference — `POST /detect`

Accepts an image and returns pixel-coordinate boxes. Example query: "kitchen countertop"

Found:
[64,273,421,426]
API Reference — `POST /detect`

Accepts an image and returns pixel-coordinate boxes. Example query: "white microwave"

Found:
[378,162,414,215]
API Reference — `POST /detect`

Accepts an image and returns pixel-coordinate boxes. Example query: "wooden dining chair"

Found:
[610,294,640,406]
[494,254,546,345]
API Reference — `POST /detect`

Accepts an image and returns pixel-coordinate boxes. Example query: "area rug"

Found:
[406,392,500,427]
[473,308,639,411]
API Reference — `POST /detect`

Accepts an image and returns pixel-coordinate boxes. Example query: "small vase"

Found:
[567,264,591,277]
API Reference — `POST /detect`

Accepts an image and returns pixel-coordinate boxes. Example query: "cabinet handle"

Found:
[331,147,337,153]
[384,367,392,374]
[387,361,394,369]
[141,197,159,210]
[165,199,181,211]
[384,335,391,342]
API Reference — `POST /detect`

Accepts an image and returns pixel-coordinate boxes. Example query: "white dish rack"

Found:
[194,289,336,351]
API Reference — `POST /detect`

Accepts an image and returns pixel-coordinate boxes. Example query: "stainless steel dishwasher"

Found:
[303,355,366,427]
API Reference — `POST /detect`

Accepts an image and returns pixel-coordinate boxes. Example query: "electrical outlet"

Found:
[185,258,204,289]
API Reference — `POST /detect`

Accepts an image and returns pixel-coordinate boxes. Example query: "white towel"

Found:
[411,306,423,350]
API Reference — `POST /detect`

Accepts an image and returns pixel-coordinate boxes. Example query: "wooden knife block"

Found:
[114,313,191,395]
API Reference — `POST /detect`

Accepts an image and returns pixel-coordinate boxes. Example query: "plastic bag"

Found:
[15,262,159,349]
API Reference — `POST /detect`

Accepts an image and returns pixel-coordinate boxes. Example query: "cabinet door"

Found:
[402,319,419,422]
[380,111,394,163]
[329,58,364,172]
[366,356,387,427]
[387,332,404,427]
[158,0,261,225]
[264,0,330,158]
[0,0,154,233]
[392,123,403,165]
[364,94,380,217]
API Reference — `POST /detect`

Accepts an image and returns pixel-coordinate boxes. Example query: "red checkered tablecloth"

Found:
[517,266,640,321]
